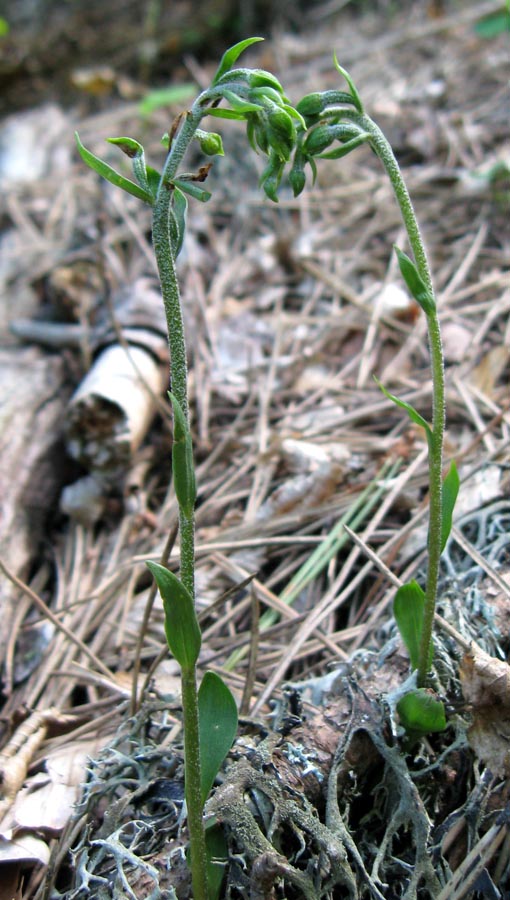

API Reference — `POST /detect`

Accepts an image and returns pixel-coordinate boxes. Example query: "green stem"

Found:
[152,148,206,897]
[182,666,209,900]
[355,114,445,687]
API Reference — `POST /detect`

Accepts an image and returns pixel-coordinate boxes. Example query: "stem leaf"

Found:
[374,377,432,443]
[168,392,196,517]
[198,672,238,804]
[394,580,433,671]
[75,133,154,205]
[171,177,212,203]
[146,561,201,670]
[394,246,435,315]
[332,53,364,113]
[397,689,446,734]
[211,37,264,86]
[441,460,460,552]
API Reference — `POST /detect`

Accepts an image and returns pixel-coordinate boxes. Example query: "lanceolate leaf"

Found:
[394,580,433,671]
[374,377,432,444]
[75,133,154,205]
[394,246,435,316]
[440,460,460,552]
[171,178,212,203]
[333,53,364,113]
[198,672,238,804]
[168,392,196,517]
[146,561,201,671]
[397,689,446,734]
[211,37,264,86]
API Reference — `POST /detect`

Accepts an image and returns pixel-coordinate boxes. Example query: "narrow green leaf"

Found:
[206,108,246,121]
[168,186,187,258]
[374,377,432,443]
[221,89,263,115]
[168,392,196,517]
[397,689,446,734]
[394,580,431,670]
[75,133,154,205]
[146,165,162,199]
[146,561,201,670]
[332,53,364,113]
[211,37,264,86]
[440,460,460,552]
[171,177,212,203]
[198,672,238,804]
[394,246,435,315]
[319,132,370,160]
[205,824,228,900]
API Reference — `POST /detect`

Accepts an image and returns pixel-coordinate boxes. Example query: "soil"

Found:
[0,2,509,898]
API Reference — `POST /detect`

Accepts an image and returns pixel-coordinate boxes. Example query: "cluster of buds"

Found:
[198,49,372,201]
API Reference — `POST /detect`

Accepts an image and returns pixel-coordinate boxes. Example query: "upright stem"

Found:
[152,175,207,898]
[358,115,446,687]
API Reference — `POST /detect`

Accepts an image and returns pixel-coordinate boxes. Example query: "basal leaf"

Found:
[75,133,154,204]
[146,561,201,671]
[394,246,435,316]
[211,37,264,86]
[397,689,446,734]
[198,672,238,804]
[440,460,460,552]
[374,377,432,444]
[205,824,229,900]
[394,580,431,671]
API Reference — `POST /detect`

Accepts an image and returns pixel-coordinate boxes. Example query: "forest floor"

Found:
[0,2,509,898]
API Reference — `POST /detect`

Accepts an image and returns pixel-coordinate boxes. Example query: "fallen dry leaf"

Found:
[459,643,510,776]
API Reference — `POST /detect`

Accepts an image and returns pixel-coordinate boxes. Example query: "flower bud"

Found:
[266,106,296,161]
[296,90,354,121]
[196,130,224,156]
[288,151,306,197]
[303,124,336,156]
[259,153,285,203]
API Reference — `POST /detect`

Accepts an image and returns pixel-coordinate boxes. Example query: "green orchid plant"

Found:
[76,37,458,898]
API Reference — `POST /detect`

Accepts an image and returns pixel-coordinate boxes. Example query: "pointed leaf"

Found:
[168,392,196,517]
[211,37,264,86]
[221,89,264,115]
[319,132,369,159]
[374,377,432,444]
[206,108,246,121]
[198,672,238,804]
[394,246,435,316]
[394,580,433,670]
[397,689,446,734]
[332,53,364,113]
[75,133,154,204]
[171,178,212,203]
[146,561,201,671]
[440,460,460,552]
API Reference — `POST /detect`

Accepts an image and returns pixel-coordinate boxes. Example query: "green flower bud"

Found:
[259,154,285,203]
[266,105,296,161]
[288,151,306,197]
[296,90,354,121]
[304,124,336,156]
[195,129,224,156]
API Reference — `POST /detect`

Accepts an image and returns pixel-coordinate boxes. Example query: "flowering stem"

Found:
[349,113,445,687]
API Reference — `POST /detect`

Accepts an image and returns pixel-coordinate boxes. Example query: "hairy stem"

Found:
[357,114,445,687]
[152,166,206,897]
